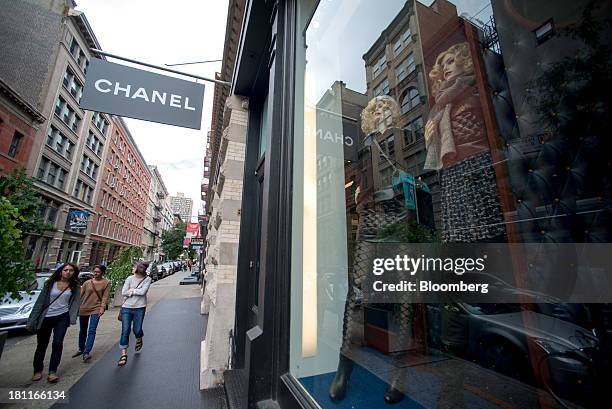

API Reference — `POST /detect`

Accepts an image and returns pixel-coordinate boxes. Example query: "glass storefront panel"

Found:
[291,0,611,408]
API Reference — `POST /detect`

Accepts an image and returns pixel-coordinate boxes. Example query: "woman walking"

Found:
[118,261,152,367]
[26,263,81,383]
[73,265,110,361]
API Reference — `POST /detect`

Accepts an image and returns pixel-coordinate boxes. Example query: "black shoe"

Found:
[82,353,91,362]
[72,350,83,358]
[329,355,354,401]
[384,385,404,404]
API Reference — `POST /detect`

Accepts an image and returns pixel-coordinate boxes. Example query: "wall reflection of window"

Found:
[374,78,390,96]
[393,28,413,57]
[372,53,387,78]
[381,166,393,187]
[396,52,415,82]
[401,88,420,113]
[403,116,423,145]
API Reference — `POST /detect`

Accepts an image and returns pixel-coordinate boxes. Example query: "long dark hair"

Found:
[48,263,80,291]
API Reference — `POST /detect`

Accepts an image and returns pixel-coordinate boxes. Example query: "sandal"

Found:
[135,338,143,352]
[118,355,128,367]
[47,373,59,383]
[32,372,42,381]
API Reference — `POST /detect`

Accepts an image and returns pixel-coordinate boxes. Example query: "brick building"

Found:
[362,0,458,229]
[88,117,151,266]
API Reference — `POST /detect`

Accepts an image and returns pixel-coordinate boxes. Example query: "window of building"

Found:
[80,155,99,179]
[74,179,94,204]
[46,125,75,160]
[401,88,420,113]
[92,112,109,135]
[37,157,67,190]
[374,78,389,96]
[62,67,83,102]
[379,135,395,161]
[54,96,81,132]
[372,53,387,78]
[396,52,415,82]
[393,28,412,57]
[7,131,24,158]
[403,116,424,145]
[86,130,104,157]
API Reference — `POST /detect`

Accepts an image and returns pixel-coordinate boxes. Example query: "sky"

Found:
[74,0,229,222]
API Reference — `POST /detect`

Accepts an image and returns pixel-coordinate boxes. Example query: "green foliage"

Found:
[106,246,143,292]
[376,220,438,243]
[0,168,53,234]
[187,245,196,260]
[0,169,53,299]
[0,197,35,298]
[161,221,186,259]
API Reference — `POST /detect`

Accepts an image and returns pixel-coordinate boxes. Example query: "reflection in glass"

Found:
[291,0,611,408]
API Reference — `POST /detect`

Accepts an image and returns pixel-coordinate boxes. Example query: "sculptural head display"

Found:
[360,95,400,136]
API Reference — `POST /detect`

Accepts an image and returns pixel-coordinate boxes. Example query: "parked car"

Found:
[0,273,51,332]
[426,295,597,406]
[164,262,175,276]
[146,262,161,281]
[78,270,93,284]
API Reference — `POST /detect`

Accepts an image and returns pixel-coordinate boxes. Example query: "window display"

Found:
[291,1,611,408]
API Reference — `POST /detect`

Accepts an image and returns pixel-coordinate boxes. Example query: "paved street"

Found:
[0,271,225,409]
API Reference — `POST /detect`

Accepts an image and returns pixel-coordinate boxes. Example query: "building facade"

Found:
[169,192,193,224]
[220,0,612,408]
[1,1,115,270]
[88,117,151,266]
[142,165,172,262]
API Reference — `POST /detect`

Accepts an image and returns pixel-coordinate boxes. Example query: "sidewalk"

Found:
[0,271,225,409]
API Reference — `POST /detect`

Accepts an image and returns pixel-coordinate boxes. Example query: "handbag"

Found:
[117,277,146,321]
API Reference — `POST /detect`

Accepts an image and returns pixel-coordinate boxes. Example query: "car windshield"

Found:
[461,303,522,315]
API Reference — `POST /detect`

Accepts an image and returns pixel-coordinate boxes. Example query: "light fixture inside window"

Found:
[534,19,554,45]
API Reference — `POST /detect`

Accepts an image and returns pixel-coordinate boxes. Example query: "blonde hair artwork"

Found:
[428,42,474,97]
[360,95,401,135]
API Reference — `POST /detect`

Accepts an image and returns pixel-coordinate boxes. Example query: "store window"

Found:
[291,1,610,408]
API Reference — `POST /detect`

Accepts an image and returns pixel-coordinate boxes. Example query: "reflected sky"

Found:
[305,0,492,102]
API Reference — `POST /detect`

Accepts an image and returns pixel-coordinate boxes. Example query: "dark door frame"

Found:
[232,0,320,408]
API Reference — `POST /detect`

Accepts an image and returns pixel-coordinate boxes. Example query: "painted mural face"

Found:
[441,52,462,81]
[423,42,488,171]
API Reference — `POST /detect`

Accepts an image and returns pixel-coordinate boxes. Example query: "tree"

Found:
[0,198,32,298]
[106,246,144,293]
[0,169,53,298]
[187,245,196,260]
[161,221,186,259]
[0,168,52,234]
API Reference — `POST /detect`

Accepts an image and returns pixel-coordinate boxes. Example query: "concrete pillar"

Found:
[200,95,248,389]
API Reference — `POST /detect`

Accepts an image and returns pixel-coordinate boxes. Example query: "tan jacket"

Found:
[79,278,110,316]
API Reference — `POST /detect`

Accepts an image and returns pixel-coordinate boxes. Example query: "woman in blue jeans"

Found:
[73,265,110,361]
[118,261,152,366]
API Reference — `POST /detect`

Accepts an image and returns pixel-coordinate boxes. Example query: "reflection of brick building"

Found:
[89,118,151,266]
[362,0,458,230]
